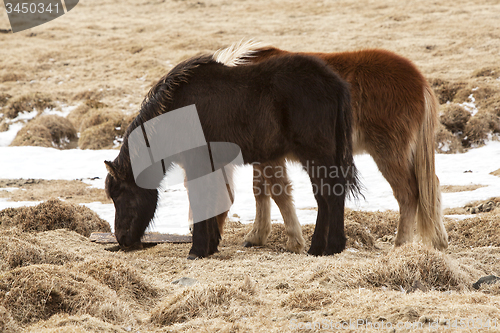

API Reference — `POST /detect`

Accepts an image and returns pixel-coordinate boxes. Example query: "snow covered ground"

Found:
[1,141,499,235]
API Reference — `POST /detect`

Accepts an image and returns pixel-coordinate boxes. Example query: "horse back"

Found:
[251,47,428,154]
[169,54,351,164]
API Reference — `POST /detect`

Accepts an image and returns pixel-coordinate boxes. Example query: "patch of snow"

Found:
[0,110,39,147]
[0,188,19,192]
[0,142,500,235]
[80,202,116,229]
[12,110,38,122]
[0,122,24,147]
[444,214,471,220]
[0,198,41,210]
[44,104,77,118]
[459,94,479,116]
[438,141,450,152]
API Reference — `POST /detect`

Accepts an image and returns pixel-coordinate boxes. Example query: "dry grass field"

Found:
[1,0,500,332]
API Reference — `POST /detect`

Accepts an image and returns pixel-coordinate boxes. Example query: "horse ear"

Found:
[104,160,122,180]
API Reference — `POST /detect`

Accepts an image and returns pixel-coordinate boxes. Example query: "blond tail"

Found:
[415,85,448,250]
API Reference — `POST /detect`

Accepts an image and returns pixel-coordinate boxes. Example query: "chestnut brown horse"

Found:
[105,51,360,259]
[210,41,448,253]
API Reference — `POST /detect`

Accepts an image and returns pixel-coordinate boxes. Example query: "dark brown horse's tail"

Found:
[335,82,362,201]
[415,85,448,250]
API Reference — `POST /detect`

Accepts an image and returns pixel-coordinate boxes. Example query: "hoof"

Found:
[307,246,324,256]
[187,254,200,260]
[116,242,143,252]
[242,241,254,248]
[104,245,122,252]
[323,248,342,256]
[210,248,220,254]
[285,239,305,254]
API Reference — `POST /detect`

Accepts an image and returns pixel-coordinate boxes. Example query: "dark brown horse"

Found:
[104,51,360,259]
[211,41,448,253]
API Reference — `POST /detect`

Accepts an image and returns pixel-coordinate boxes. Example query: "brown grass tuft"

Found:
[345,222,375,250]
[0,199,111,237]
[363,244,468,291]
[79,121,122,149]
[435,122,464,153]
[68,101,118,133]
[72,90,104,102]
[472,67,500,78]
[463,112,500,147]
[284,288,333,311]
[150,281,255,326]
[84,99,108,109]
[429,78,465,104]
[455,86,498,107]
[0,93,11,107]
[79,108,123,132]
[76,108,126,149]
[1,73,26,82]
[0,306,19,333]
[0,228,79,271]
[0,179,111,204]
[4,93,55,119]
[0,235,45,271]
[345,209,399,240]
[67,104,91,130]
[10,115,78,149]
[24,314,128,333]
[0,264,132,325]
[439,104,470,133]
[10,123,53,147]
[34,115,78,148]
[447,214,500,248]
[74,258,160,306]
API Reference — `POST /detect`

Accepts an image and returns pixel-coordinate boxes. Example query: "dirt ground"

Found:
[1,0,500,332]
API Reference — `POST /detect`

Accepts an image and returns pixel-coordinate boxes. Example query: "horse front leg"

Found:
[188,219,210,259]
[208,216,221,255]
[268,159,304,253]
[243,164,272,247]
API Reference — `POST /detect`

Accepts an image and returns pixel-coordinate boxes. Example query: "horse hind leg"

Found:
[308,190,330,255]
[370,151,419,247]
[319,168,348,255]
[298,156,347,256]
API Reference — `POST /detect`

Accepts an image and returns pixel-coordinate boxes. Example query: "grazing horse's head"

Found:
[104,160,158,248]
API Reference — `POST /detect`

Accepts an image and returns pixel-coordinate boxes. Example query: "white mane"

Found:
[213,39,269,67]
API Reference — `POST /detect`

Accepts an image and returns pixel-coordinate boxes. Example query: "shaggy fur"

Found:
[105,51,359,258]
[223,43,448,253]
